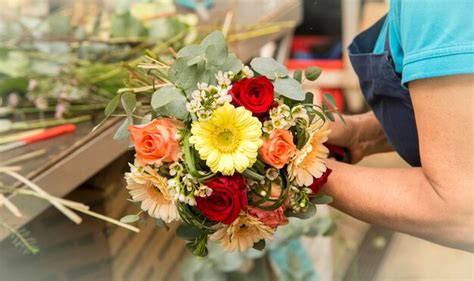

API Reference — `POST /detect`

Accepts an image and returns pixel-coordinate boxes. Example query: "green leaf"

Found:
[120,214,140,224]
[156,219,170,230]
[253,239,266,251]
[285,203,317,219]
[293,69,303,82]
[105,93,121,116]
[323,92,336,108]
[113,118,130,140]
[176,44,205,58]
[0,77,28,95]
[322,102,335,122]
[201,31,228,66]
[304,92,314,104]
[121,92,136,116]
[273,77,305,101]
[48,15,71,36]
[187,55,205,66]
[310,194,333,205]
[176,224,199,241]
[169,57,199,90]
[110,12,147,38]
[221,53,242,73]
[158,94,189,120]
[304,66,322,81]
[250,57,288,80]
[151,85,183,109]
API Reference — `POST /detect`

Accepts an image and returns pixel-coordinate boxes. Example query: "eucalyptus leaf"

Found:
[104,93,121,116]
[176,224,199,241]
[273,77,305,101]
[285,203,317,219]
[310,194,333,205]
[119,214,140,224]
[176,44,205,58]
[250,57,288,80]
[304,92,314,104]
[121,92,136,116]
[304,66,322,81]
[159,94,189,120]
[221,53,242,73]
[113,118,130,140]
[293,69,303,82]
[187,55,205,66]
[151,85,183,109]
[169,57,199,90]
[201,31,228,66]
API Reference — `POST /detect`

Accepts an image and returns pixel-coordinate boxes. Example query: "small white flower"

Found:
[242,65,254,78]
[198,82,209,90]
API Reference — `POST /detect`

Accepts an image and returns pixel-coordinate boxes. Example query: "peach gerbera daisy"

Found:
[287,118,331,186]
[125,165,179,222]
[210,213,274,252]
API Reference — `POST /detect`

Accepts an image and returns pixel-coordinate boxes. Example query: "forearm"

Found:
[324,159,473,251]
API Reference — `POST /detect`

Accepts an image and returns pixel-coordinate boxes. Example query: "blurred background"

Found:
[0,0,472,281]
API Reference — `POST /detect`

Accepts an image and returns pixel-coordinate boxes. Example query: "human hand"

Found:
[327,115,365,163]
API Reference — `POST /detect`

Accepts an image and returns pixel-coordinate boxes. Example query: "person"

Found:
[324,0,473,252]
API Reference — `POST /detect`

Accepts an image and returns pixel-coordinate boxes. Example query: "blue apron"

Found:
[348,16,421,167]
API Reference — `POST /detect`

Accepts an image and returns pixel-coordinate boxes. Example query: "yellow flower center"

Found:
[214,128,240,153]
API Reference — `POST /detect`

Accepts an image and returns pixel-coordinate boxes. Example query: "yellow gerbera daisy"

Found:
[287,118,331,186]
[210,213,274,252]
[190,103,263,175]
[125,165,180,223]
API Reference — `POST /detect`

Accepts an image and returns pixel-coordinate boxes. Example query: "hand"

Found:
[327,115,365,163]
[327,111,393,163]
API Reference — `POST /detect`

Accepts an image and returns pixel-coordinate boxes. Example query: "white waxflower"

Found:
[242,65,254,78]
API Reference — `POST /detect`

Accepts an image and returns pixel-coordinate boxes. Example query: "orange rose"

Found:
[259,129,296,169]
[248,183,289,228]
[129,118,184,166]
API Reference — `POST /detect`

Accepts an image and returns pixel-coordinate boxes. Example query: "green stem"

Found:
[0,104,106,116]
[182,132,199,178]
[11,115,92,130]
[0,222,39,254]
[243,169,265,181]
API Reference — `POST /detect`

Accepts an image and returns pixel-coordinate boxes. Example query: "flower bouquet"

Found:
[115,31,342,256]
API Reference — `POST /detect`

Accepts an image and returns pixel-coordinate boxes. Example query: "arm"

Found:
[324,74,474,251]
[328,111,394,163]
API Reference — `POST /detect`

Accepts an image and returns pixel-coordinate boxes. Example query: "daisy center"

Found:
[214,128,240,153]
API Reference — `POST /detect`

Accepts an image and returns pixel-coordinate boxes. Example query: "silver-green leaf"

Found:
[151,85,183,109]
[273,77,305,101]
[250,57,288,80]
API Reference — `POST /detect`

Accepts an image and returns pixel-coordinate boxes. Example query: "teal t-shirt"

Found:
[373,0,474,86]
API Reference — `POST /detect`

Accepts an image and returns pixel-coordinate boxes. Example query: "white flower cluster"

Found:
[167,173,212,206]
[241,65,254,78]
[186,82,232,121]
[262,98,310,134]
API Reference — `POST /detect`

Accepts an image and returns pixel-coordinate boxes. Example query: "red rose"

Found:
[309,168,332,195]
[195,174,248,224]
[230,76,274,116]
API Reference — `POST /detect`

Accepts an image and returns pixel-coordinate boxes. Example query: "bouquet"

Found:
[115,31,341,256]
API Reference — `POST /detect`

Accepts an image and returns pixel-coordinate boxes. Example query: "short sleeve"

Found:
[393,0,474,85]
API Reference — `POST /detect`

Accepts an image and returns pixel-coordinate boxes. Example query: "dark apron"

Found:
[348,16,421,166]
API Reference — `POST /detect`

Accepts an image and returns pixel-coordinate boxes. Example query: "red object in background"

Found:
[287,35,344,70]
[287,35,345,112]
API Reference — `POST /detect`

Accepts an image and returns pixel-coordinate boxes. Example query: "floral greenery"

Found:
[115,30,344,256]
[0,0,197,119]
